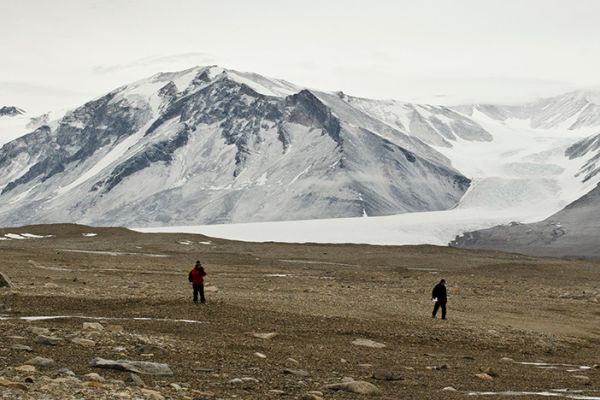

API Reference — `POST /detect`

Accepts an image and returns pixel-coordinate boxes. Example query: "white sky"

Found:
[2,0,600,113]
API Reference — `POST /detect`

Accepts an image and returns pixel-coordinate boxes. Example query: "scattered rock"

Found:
[15,365,37,373]
[127,373,146,387]
[25,357,55,369]
[573,375,591,385]
[107,324,124,332]
[351,338,386,348]
[500,357,514,363]
[10,344,33,352]
[35,335,62,345]
[84,373,105,382]
[56,368,76,376]
[442,386,457,391]
[484,367,499,377]
[89,357,173,375]
[283,368,310,377]
[475,373,494,381]
[252,332,278,340]
[323,380,380,395]
[0,272,13,288]
[83,381,110,389]
[70,337,96,347]
[141,388,166,399]
[0,377,27,391]
[285,358,300,366]
[301,394,324,400]
[28,326,51,336]
[254,352,267,359]
[83,322,104,331]
[372,369,403,381]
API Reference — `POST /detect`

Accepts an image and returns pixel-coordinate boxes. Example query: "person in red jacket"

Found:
[188,260,207,304]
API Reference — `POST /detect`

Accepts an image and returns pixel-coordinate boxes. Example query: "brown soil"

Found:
[0,223,599,399]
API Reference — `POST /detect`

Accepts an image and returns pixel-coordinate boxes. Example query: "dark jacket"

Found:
[432,283,447,302]
[189,267,206,285]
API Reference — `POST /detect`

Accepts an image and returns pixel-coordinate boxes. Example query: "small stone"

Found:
[500,357,514,363]
[84,373,105,382]
[285,358,300,366]
[169,383,182,391]
[83,381,112,389]
[25,357,55,369]
[372,369,403,381]
[229,378,244,384]
[107,325,124,332]
[83,322,104,331]
[71,337,96,347]
[44,282,59,288]
[15,365,37,373]
[269,389,286,395]
[11,344,33,352]
[323,380,380,395]
[56,368,76,376]
[484,367,499,377]
[35,335,62,345]
[140,388,165,400]
[573,375,591,385]
[254,352,267,359]
[113,346,127,353]
[351,338,386,348]
[128,373,146,387]
[442,386,457,391]
[475,373,494,381]
[0,377,27,391]
[301,395,324,400]
[282,368,310,377]
[252,332,278,340]
[28,326,51,336]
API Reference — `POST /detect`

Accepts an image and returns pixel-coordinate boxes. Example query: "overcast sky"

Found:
[2,0,600,113]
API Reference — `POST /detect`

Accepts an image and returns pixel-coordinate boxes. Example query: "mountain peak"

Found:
[0,106,26,117]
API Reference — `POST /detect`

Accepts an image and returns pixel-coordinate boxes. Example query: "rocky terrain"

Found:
[452,183,600,259]
[0,224,598,399]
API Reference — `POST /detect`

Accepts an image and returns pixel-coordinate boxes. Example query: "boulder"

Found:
[323,380,380,395]
[89,357,173,375]
[25,357,55,369]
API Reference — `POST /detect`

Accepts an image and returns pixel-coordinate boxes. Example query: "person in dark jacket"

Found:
[188,260,207,304]
[431,279,447,320]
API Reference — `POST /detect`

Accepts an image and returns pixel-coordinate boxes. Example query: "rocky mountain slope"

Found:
[0,66,471,227]
[451,181,600,259]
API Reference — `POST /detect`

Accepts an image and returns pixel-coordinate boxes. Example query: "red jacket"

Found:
[189,267,206,285]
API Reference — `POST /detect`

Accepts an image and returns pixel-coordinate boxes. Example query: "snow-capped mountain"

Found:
[454,90,600,130]
[0,66,470,227]
[1,66,599,245]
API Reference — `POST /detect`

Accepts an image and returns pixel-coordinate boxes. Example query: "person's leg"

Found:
[193,285,199,303]
[200,284,205,304]
[432,302,440,318]
[441,302,447,320]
